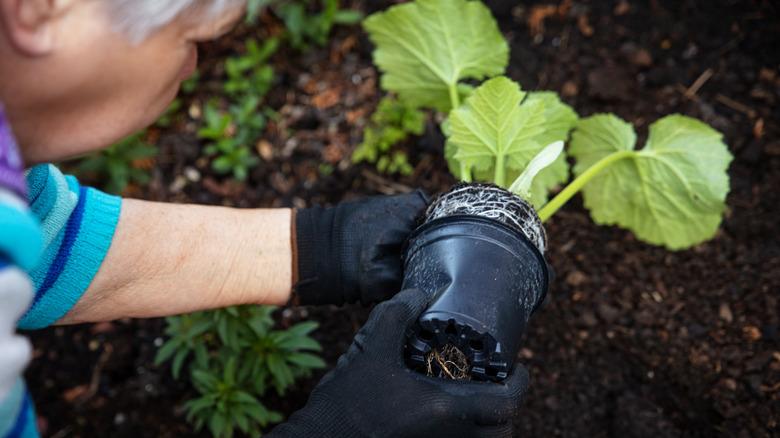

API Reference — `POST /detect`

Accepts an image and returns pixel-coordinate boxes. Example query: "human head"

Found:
[0,0,246,165]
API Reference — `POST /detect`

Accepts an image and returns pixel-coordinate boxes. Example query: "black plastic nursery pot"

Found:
[402,183,550,382]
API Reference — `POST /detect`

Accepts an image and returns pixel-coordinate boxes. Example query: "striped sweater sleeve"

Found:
[0,101,41,437]
[17,164,122,330]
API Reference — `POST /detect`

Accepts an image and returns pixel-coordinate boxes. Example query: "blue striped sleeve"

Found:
[0,379,39,438]
[18,165,121,330]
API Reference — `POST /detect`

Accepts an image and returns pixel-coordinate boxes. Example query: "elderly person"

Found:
[0,0,527,436]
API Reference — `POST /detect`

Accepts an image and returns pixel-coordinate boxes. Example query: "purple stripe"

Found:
[0,103,27,199]
[31,187,87,307]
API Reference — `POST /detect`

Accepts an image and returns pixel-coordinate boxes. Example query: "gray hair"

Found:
[105,0,245,44]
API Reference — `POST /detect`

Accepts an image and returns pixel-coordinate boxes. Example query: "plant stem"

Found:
[537,150,635,222]
[460,162,472,182]
[494,154,506,188]
[448,82,460,110]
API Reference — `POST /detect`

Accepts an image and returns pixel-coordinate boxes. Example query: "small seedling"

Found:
[352,96,425,175]
[199,99,263,181]
[275,0,363,51]
[224,38,279,99]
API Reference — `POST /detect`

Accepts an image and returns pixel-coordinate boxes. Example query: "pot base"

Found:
[405,316,508,382]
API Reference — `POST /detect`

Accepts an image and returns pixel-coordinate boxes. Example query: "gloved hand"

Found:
[267,289,528,438]
[292,190,429,306]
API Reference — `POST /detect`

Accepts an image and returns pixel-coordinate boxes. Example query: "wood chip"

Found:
[527,5,557,35]
[753,118,764,139]
[62,385,90,403]
[614,1,631,16]
[742,326,762,341]
[682,68,714,100]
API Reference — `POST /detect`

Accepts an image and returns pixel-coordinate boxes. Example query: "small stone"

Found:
[614,1,630,16]
[721,378,738,391]
[184,166,201,182]
[719,302,734,323]
[561,80,579,97]
[632,49,653,68]
[565,270,588,287]
[743,326,762,341]
[256,139,274,161]
[597,303,620,323]
[580,310,598,327]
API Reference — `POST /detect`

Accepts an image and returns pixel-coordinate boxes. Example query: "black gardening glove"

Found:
[292,190,429,306]
[267,289,528,438]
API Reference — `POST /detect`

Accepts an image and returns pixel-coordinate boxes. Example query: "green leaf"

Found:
[569,113,733,250]
[182,394,217,417]
[267,355,294,392]
[286,353,326,369]
[509,140,565,203]
[208,411,229,438]
[186,316,214,339]
[172,348,189,380]
[278,336,322,352]
[363,0,508,112]
[244,402,273,427]
[522,92,578,206]
[154,337,182,365]
[449,77,545,185]
[192,369,220,393]
[284,321,319,338]
[333,9,364,24]
[448,77,577,204]
[230,390,259,405]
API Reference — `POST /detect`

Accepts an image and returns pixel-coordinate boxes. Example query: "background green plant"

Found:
[155,305,325,438]
[224,38,279,99]
[352,96,425,176]
[68,131,158,195]
[199,98,267,181]
[274,0,363,51]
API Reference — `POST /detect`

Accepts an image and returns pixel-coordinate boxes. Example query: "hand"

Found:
[267,289,528,438]
[292,190,429,306]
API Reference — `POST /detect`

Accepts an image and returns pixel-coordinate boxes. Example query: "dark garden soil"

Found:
[23,0,779,436]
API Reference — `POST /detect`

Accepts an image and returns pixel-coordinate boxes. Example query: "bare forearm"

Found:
[56,199,293,324]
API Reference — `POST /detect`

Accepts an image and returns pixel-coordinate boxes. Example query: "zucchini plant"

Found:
[364,0,733,250]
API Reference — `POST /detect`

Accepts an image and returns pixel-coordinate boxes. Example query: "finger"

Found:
[353,289,429,359]
[405,189,431,210]
[466,364,529,426]
[471,423,517,438]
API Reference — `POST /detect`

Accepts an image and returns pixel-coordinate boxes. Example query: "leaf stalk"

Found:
[448,82,460,110]
[537,150,636,222]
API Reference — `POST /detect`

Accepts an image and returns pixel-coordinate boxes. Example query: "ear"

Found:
[0,0,74,56]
